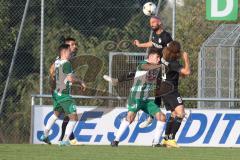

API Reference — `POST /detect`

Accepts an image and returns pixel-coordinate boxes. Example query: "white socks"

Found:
[63,121,77,141]
[44,114,58,137]
[114,119,130,141]
[153,121,166,144]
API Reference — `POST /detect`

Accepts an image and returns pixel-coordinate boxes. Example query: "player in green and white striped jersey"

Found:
[41,44,86,146]
[111,48,166,147]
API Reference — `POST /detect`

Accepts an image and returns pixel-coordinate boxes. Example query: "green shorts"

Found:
[127,99,160,116]
[52,92,77,114]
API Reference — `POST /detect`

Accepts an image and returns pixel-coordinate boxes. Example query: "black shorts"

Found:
[162,90,183,111]
[154,96,161,107]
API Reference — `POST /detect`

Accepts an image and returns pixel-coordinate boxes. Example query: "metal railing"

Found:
[31,94,240,106]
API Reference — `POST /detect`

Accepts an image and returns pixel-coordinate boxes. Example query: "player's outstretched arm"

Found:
[67,75,86,91]
[103,71,136,86]
[180,52,191,76]
[141,63,161,71]
[133,40,153,48]
[103,75,119,86]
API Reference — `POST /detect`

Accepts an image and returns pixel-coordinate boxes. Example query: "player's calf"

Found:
[152,112,166,146]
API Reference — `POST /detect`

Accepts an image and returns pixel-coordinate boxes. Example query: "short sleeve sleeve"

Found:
[166,32,173,46]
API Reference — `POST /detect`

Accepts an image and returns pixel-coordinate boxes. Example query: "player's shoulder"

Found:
[61,59,71,65]
[137,60,148,70]
[139,60,148,64]
[162,30,172,37]
[161,58,169,66]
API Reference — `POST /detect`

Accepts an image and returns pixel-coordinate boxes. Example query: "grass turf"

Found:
[0,144,240,160]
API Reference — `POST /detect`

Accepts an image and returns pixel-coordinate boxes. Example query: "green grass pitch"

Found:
[0,144,240,160]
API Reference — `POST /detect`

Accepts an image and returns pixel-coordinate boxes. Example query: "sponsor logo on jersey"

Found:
[152,42,163,49]
[177,97,182,103]
[158,38,162,43]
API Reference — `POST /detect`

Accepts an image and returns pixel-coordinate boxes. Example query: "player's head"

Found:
[150,16,162,32]
[64,37,78,56]
[148,47,161,64]
[58,44,71,60]
[163,41,181,61]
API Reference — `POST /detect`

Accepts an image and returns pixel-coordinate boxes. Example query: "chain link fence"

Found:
[0,0,239,143]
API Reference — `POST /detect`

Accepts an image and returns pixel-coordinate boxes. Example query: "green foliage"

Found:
[175,1,223,99]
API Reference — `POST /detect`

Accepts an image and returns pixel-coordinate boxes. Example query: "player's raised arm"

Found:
[180,52,191,76]
[133,40,153,48]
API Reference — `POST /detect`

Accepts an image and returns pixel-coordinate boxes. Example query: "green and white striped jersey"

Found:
[54,59,74,95]
[128,60,160,103]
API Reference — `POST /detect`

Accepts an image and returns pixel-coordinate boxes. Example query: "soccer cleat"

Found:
[103,75,119,86]
[161,139,168,147]
[139,117,153,128]
[111,140,119,147]
[152,143,163,148]
[70,139,77,145]
[166,139,180,148]
[59,140,71,146]
[40,135,51,145]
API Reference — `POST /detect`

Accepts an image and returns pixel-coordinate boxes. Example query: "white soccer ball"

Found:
[143,2,157,16]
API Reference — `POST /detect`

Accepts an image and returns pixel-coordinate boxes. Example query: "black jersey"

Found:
[151,31,173,56]
[160,58,182,89]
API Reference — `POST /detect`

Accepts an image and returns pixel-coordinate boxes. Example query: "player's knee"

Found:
[126,112,136,123]
[155,112,166,122]
[160,113,166,121]
[69,113,78,121]
[126,117,134,124]
[54,111,60,117]
[175,111,185,119]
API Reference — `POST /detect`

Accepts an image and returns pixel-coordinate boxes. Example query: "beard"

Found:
[151,25,160,32]
[70,52,77,59]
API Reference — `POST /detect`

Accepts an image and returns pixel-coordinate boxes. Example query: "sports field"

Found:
[0,144,240,160]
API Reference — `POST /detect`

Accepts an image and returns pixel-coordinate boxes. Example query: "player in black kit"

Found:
[133,16,172,57]
[134,16,173,127]
[159,41,190,148]
[106,15,172,84]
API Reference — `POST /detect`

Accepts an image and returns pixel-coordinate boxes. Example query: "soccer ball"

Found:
[143,2,157,16]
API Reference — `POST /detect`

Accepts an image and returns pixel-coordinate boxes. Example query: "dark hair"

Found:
[163,41,181,61]
[58,44,70,57]
[148,47,161,57]
[64,37,76,43]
